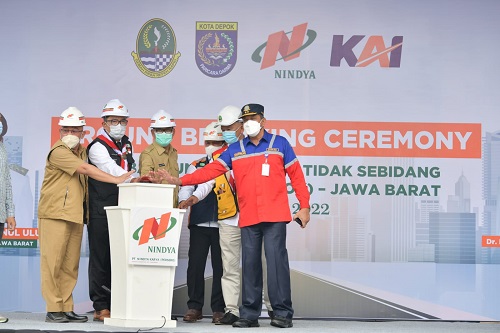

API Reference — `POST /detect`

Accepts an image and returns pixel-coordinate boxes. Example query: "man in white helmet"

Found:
[214,106,272,325]
[178,122,226,324]
[159,103,311,329]
[86,99,137,321]
[38,107,134,323]
[138,110,179,207]
[217,105,244,145]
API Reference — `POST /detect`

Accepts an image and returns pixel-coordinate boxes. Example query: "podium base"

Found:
[104,317,177,328]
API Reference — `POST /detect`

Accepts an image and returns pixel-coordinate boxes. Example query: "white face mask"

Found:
[61,134,80,149]
[205,145,220,159]
[109,124,126,140]
[243,120,262,137]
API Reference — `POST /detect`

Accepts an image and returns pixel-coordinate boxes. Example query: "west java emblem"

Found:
[196,21,237,78]
[132,18,181,78]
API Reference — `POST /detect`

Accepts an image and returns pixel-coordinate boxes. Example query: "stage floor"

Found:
[0,312,498,333]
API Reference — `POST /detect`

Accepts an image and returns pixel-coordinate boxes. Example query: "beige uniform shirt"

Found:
[38,141,87,224]
[139,141,179,207]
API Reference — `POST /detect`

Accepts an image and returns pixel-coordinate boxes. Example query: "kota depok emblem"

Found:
[196,21,237,78]
[132,18,181,78]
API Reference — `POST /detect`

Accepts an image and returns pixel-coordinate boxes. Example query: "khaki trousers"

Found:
[218,222,271,316]
[39,218,83,312]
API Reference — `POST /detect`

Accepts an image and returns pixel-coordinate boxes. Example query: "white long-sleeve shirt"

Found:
[88,141,138,181]
[178,158,218,228]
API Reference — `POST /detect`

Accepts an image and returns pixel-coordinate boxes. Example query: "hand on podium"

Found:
[134,171,169,183]
[117,170,136,184]
[135,170,156,183]
[156,169,182,186]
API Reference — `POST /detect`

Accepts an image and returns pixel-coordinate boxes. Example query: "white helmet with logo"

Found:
[203,121,224,141]
[216,105,242,126]
[59,107,86,126]
[100,99,129,118]
[150,110,176,128]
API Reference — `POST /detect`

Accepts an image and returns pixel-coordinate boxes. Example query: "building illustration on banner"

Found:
[482,131,500,263]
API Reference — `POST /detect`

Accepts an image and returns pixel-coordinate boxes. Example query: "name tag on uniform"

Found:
[262,163,270,176]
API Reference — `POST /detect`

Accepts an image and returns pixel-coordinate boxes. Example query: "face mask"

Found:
[109,124,126,140]
[222,130,240,144]
[61,134,80,149]
[0,123,3,134]
[205,145,220,158]
[244,120,261,137]
[155,133,173,147]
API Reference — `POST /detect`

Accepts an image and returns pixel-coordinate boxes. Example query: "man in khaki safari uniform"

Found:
[139,110,179,207]
[38,107,133,323]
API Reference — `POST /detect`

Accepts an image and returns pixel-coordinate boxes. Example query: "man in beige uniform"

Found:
[38,107,133,323]
[139,110,179,206]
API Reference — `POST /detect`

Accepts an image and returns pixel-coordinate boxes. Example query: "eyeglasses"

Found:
[205,140,225,147]
[106,119,129,126]
[60,129,83,135]
[154,128,174,134]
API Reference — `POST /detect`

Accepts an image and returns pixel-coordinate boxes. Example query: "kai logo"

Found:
[251,23,317,71]
[330,35,403,67]
[132,18,181,78]
[132,212,177,245]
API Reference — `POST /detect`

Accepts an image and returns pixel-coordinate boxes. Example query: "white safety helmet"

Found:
[100,99,129,118]
[59,107,86,126]
[150,110,176,128]
[203,121,224,141]
[216,105,242,127]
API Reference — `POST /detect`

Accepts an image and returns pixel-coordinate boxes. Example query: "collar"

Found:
[243,130,271,146]
[55,139,85,156]
[152,140,175,155]
[213,144,228,157]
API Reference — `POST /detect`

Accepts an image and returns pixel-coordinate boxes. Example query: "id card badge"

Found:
[262,163,270,176]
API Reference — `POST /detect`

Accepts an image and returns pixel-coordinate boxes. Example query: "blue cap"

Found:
[240,104,264,118]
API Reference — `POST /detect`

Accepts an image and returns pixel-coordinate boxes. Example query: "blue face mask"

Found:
[155,132,173,147]
[222,131,239,144]
[0,123,3,135]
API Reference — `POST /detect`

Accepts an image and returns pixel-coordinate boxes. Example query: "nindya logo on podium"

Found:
[129,207,182,266]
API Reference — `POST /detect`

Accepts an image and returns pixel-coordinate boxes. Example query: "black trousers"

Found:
[240,222,293,320]
[87,217,111,311]
[186,225,225,312]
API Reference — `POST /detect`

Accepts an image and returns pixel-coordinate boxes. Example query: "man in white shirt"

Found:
[179,122,226,324]
[86,99,137,322]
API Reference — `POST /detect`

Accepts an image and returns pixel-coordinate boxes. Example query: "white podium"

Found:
[104,183,185,328]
